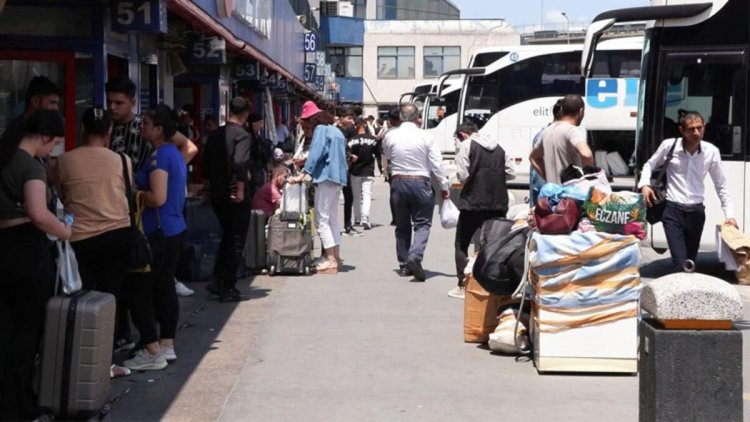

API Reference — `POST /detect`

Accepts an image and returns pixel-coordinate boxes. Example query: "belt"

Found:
[392,175,429,181]
[667,201,704,212]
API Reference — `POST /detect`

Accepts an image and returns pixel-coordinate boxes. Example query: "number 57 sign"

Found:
[111,0,167,33]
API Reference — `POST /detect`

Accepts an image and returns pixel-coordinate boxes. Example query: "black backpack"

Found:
[472,218,530,296]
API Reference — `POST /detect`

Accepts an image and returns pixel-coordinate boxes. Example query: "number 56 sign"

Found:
[111,0,167,33]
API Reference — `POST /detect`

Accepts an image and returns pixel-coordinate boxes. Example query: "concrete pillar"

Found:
[639,269,744,422]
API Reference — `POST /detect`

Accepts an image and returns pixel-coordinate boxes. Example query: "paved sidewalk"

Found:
[106,180,750,421]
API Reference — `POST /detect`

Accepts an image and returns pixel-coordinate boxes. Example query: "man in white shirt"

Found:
[639,111,737,271]
[383,104,450,281]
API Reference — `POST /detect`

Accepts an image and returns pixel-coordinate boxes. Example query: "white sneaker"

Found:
[161,346,177,362]
[488,308,528,354]
[175,280,194,297]
[124,349,168,371]
[447,286,465,299]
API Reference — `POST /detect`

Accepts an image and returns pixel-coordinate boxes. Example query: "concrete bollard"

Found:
[639,263,744,422]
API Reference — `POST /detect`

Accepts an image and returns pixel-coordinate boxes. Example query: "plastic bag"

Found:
[440,199,460,229]
[582,187,647,237]
[56,240,82,295]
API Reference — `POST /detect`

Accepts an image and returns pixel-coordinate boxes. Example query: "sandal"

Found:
[315,261,339,274]
[110,364,131,379]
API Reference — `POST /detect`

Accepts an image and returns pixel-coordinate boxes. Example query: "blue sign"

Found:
[191,37,226,65]
[232,62,260,81]
[304,33,317,52]
[315,76,325,93]
[586,78,638,109]
[111,0,167,33]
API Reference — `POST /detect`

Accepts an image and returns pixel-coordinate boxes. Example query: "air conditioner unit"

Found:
[337,1,353,18]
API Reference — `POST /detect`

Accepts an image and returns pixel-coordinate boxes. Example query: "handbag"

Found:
[119,153,152,272]
[645,138,678,225]
[534,197,580,234]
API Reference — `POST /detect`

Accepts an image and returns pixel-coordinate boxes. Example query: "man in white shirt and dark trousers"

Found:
[639,111,738,272]
[383,104,450,281]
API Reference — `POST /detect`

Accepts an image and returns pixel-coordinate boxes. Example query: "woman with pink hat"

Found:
[288,101,348,274]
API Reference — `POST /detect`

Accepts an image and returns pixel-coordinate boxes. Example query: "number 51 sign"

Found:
[111,0,167,33]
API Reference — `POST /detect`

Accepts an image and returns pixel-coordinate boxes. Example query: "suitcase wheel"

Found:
[268,265,276,276]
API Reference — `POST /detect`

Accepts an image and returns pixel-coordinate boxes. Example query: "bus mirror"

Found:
[582,18,616,78]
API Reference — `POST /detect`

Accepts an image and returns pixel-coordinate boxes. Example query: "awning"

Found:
[167,0,319,98]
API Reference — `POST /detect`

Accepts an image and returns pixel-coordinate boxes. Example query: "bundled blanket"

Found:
[529,231,642,332]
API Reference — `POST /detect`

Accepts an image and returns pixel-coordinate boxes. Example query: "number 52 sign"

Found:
[111,0,167,33]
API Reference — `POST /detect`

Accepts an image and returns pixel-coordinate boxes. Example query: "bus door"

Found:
[651,49,747,250]
[0,51,76,151]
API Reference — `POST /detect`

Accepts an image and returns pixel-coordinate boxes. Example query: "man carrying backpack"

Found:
[449,122,516,299]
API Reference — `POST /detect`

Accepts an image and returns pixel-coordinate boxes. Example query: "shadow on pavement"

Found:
[104,277,270,421]
[640,252,736,282]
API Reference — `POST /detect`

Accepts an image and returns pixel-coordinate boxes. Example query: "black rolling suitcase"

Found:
[38,290,116,419]
[245,209,267,271]
[266,183,313,276]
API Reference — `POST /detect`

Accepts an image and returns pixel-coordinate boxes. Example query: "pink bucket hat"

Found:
[299,101,322,120]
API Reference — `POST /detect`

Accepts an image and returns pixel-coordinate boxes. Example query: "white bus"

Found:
[583,0,743,252]
[445,38,643,183]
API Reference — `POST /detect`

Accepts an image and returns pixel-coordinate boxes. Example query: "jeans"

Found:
[662,201,706,272]
[314,181,343,249]
[351,175,374,224]
[211,198,251,291]
[390,178,435,268]
[343,175,353,228]
[454,209,507,286]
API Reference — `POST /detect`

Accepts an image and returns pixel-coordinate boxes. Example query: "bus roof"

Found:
[474,37,643,77]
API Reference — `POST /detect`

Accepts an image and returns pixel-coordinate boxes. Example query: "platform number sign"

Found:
[233,62,260,81]
[315,76,325,92]
[304,33,317,52]
[112,0,167,33]
[304,64,317,83]
[191,37,226,65]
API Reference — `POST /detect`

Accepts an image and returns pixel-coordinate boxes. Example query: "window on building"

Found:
[423,46,460,78]
[378,47,415,79]
[328,47,363,78]
[376,0,460,20]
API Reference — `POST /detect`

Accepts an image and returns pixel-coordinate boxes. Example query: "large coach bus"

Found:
[440,38,642,183]
[582,0,745,251]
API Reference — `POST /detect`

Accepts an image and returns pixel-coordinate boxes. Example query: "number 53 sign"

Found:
[111,0,167,33]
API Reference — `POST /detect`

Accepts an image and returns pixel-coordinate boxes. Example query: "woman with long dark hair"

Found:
[57,106,132,378]
[0,109,71,420]
[288,101,348,274]
[124,105,186,371]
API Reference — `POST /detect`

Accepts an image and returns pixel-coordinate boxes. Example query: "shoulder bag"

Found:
[645,138,678,225]
[119,153,152,272]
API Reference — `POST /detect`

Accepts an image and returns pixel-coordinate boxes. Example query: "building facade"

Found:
[0,0,320,154]
[317,0,518,116]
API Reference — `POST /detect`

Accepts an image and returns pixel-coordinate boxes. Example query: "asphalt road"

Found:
[105,181,750,421]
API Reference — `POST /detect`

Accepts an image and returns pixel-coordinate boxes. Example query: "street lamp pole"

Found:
[561,12,570,44]
[541,0,544,30]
